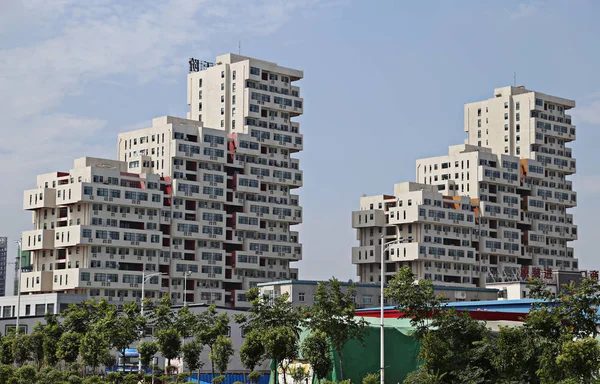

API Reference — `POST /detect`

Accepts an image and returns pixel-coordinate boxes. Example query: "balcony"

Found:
[22,229,55,251]
[24,188,56,210]
[20,271,54,293]
[351,245,380,264]
[352,209,386,228]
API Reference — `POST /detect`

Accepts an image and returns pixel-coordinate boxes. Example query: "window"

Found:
[221,108,224,115]
[220,120,224,128]
[516,124,520,132]
[516,135,520,144]
[504,146,508,153]
[250,67,260,75]
[504,135,508,142]
[516,147,520,155]
[298,292,305,302]
[504,124,508,131]
[504,102,508,108]
[220,83,224,90]
[516,113,520,121]
[221,70,224,78]
[504,113,508,120]
[516,101,520,110]
[232,70,236,80]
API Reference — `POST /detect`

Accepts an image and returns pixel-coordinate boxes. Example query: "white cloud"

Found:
[572,100,600,125]
[506,3,537,20]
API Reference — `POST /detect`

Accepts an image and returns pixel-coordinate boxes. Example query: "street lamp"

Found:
[380,236,404,384]
[180,269,192,373]
[15,239,22,335]
[139,271,164,373]
[183,269,192,306]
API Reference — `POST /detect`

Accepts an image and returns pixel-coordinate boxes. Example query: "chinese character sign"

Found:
[189,58,200,72]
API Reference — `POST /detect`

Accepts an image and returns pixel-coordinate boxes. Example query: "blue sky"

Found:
[1,0,600,293]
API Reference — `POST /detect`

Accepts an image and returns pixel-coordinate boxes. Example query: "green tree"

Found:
[197,305,230,378]
[491,326,536,383]
[526,277,600,383]
[156,327,182,367]
[148,297,182,371]
[239,329,264,372]
[0,333,14,365]
[362,372,380,384]
[182,339,204,379]
[101,302,146,360]
[248,370,263,384]
[12,332,32,367]
[308,278,367,380]
[403,369,445,384]
[555,338,600,383]
[0,364,14,384]
[264,327,299,384]
[30,323,45,369]
[175,305,199,340]
[209,336,234,376]
[37,367,69,384]
[62,300,110,334]
[289,364,309,384]
[10,364,37,384]
[138,341,159,369]
[148,296,175,331]
[384,266,442,340]
[237,287,304,384]
[81,376,104,384]
[57,331,80,365]
[300,330,332,381]
[42,314,63,367]
[411,309,494,383]
[79,329,110,375]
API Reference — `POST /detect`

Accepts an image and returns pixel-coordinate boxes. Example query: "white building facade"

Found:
[19,54,304,308]
[353,87,578,288]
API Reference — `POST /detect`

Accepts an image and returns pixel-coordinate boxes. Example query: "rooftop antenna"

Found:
[514,72,517,86]
[238,41,241,55]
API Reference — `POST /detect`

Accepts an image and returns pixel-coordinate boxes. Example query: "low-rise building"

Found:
[257,280,498,307]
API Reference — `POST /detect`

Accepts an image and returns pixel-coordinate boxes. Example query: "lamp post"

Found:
[139,271,164,373]
[380,236,404,384]
[15,239,22,335]
[183,269,192,306]
[180,269,192,373]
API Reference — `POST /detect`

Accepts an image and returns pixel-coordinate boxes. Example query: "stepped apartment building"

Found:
[352,87,578,288]
[19,54,304,308]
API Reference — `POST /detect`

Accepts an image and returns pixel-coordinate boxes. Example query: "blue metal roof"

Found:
[357,298,546,313]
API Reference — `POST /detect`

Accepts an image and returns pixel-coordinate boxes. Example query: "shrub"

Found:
[362,372,379,384]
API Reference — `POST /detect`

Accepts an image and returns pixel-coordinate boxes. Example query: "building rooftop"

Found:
[257,280,499,292]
